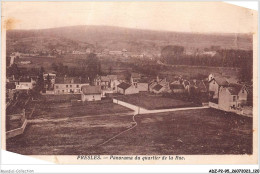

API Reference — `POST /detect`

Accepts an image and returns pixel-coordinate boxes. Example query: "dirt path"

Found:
[98,113,138,146]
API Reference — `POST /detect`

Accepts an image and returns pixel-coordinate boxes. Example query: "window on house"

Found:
[62,90,64,93]
[77,85,79,88]
[66,85,68,88]
[233,96,236,102]
[70,85,72,88]
[56,86,59,89]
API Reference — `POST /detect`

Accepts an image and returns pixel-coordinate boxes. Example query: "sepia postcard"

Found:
[1,1,258,166]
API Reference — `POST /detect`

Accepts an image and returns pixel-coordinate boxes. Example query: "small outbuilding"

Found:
[81,85,102,102]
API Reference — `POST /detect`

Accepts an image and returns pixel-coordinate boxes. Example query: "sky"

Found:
[2,1,258,33]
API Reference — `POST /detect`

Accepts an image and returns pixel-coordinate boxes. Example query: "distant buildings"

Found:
[72,50,87,55]
[109,51,123,55]
[20,61,32,65]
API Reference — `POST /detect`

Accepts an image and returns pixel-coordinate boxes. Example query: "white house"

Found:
[107,75,120,92]
[54,77,90,94]
[136,80,149,92]
[95,75,121,97]
[218,84,247,112]
[15,78,35,90]
[81,85,102,102]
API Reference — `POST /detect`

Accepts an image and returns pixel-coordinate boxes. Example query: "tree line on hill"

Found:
[161,45,253,82]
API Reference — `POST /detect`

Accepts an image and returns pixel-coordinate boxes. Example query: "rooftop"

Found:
[227,86,241,95]
[153,84,163,91]
[117,82,132,90]
[212,77,229,86]
[55,77,89,84]
[100,76,110,82]
[81,85,101,95]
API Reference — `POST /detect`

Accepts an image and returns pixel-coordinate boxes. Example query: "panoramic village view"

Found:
[5,25,253,155]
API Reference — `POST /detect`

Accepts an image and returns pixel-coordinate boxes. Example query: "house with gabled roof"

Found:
[15,77,35,90]
[81,85,101,102]
[219,84,242,111]
[209,76,229,99]
[117,82,139,95]
[130,73,149,92]
[151,84,164,94]
[130,73,141,85]
[107,75,120,92]
[149,76,170,94]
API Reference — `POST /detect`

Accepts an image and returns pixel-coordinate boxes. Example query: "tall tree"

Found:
[161,45,184,64]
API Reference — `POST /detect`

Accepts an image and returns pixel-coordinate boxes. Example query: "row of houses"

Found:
[8,72,252,114]
[41,72,209,97]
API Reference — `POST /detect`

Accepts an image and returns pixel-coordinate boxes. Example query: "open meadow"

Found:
[116,93,198,110]
[6,108,252,155]
[32,100,133,119]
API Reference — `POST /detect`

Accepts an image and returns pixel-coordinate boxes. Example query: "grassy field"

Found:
[6,108,252,155]
[32,101,133,119]
[6,115,134,155]
[95,108,253,155]
[41,94,81,102]
[116,93,198,110]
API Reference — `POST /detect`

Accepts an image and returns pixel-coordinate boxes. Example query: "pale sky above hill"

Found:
[2,1,258,33]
